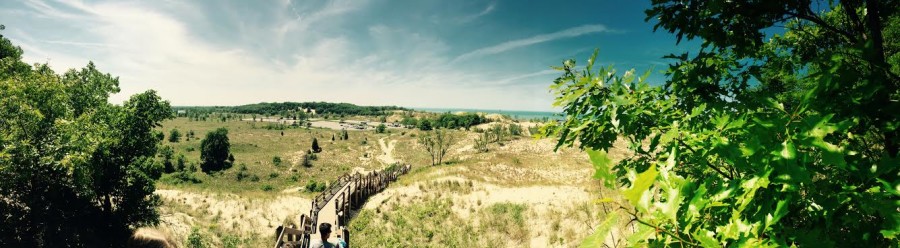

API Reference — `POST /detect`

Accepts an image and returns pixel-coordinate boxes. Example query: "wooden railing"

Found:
[274,164,412,248]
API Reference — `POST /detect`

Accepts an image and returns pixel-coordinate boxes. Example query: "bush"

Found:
[376,124,387,133]
[169,128,181,142]
[235,171,249,182]
[187,227,204,248]
[272,156,282,167]
[268,172,279,179]
[300,154,313,167]
[176,153,187,171]
[221,235,240,248]
[261,185,274,191]
[305,180,326,192]
[508,124,521,136]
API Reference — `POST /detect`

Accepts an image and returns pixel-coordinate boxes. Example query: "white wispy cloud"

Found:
[453,24,611,63]
[5,0,578,111]
[456,2,496,23]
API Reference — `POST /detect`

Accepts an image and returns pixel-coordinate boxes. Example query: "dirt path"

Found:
[377,137,398,166]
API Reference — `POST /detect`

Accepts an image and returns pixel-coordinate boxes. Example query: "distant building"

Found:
[176,110,186,116]
[301,108,317,115]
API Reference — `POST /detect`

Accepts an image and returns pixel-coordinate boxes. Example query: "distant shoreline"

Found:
[412,107,562,120]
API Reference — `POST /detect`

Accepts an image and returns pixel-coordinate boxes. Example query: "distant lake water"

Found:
[413,107,563,120]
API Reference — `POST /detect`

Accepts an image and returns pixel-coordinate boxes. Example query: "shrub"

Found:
[261,185,274,191]
[187,227,204,248]
[176,153,187,171]
[305,180,326,192]
[160,172,202,184]
[268,172,279,179]
[508,124,521,136]
[272,156,282,167]
[376,124,387,133]
[300,154,312,167]
[169,128,181,142]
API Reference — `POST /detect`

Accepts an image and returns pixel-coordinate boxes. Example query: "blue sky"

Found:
[2,0,695,111]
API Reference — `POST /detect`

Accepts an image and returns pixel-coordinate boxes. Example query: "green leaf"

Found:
[579,212,619,248]
[693,229,723,248]
[660,121,679,145]
[623,164,659,208]
[765,196,790,231]
[780,140,796,160]
[587,149,615,187]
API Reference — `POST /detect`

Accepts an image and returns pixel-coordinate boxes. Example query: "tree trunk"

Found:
[865,0,898,158]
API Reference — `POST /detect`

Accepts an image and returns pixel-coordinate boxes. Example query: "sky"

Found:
[1,0,695,112]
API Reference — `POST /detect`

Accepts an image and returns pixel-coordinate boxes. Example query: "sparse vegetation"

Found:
[418,128,456,166]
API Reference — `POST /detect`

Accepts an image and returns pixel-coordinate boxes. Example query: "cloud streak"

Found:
[456,2,496,23]
[0,0,633,111]
[453,24,611,63]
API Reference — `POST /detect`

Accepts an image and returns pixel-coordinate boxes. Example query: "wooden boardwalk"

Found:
[274,164,411,248]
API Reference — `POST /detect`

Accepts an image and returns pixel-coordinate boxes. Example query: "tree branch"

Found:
[840,0,866,36]
[785,10,858,43]
[678,139,735,180]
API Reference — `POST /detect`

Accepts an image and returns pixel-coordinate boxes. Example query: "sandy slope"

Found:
[362,173,597,247]
[377,137,398,165]
[156,189,311,240]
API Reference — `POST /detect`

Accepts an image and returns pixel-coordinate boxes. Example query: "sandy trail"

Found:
[376,137,398,166]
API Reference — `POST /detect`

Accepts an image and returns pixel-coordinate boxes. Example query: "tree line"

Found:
[174,102,407,117]
[401,112,488,131]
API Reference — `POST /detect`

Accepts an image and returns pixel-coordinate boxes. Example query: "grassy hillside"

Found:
[152,116,607,247]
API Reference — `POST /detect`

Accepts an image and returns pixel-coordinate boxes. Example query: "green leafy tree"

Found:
[418,119,433,131]
[200,128,231,173]
[401,116,418,128]
[311,137,322,153]
[552,1,900,247]
[168,128,181,142]
[159,145,175,173]
[376,123,387,133]
[0,30,173,247]
[176,153,187,172]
